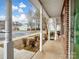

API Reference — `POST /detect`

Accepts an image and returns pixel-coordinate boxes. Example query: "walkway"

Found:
[0,38,67,59]
[32,40,66,59]
[0,47,34,59]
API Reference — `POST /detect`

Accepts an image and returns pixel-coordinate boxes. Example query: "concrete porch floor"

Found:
[32,39,66,59]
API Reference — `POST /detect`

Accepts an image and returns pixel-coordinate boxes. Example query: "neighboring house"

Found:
[12,22,22,31]
[0,20,5,30]
[19,25,28,30]
[0,20,22,31]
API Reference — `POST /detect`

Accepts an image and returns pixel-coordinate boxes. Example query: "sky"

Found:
[0,0,36,23]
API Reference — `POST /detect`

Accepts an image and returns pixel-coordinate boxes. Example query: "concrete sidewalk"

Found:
[0,47,34,59]
[32,40,66,59]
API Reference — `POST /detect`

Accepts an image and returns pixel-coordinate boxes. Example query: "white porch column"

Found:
[54,18,57,40]
[40,6,43,52]
[68,0,71,59]
[35,20,37,31]
[48,18,50,40]
[4,0,13,59]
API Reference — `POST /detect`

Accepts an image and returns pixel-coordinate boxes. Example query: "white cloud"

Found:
[12,14,28,23]
[12,5,24,13]
[19,2,27,8]
[32,7,36,13]
[12,16,18,22]
[20,14,26,19]
[12,5,18,11]
[18,8,24,13]
[0,15,28,22]
[12,2,27,14]
[0,16,5,20]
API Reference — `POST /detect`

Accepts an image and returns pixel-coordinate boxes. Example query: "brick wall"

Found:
[61,0,69,59]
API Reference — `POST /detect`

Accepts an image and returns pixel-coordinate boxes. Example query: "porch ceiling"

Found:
[30,0,64,17]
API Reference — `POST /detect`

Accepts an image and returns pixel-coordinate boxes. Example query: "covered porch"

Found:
[3,0,72,59]
[31,39,66,59]
[29,0,71,59]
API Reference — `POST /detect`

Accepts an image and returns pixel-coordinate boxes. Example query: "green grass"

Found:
[76,31,79,36]
[74,44,79,59]
[76,35,79,44]
[74,31,79,59]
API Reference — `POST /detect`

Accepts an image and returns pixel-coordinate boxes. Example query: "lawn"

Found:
[74,32,79,59]
[74,44,79,59]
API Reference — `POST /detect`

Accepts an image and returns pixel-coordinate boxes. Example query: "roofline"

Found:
[29,0,49,19]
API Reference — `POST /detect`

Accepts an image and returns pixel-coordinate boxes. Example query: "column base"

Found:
[4,41,14,59]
